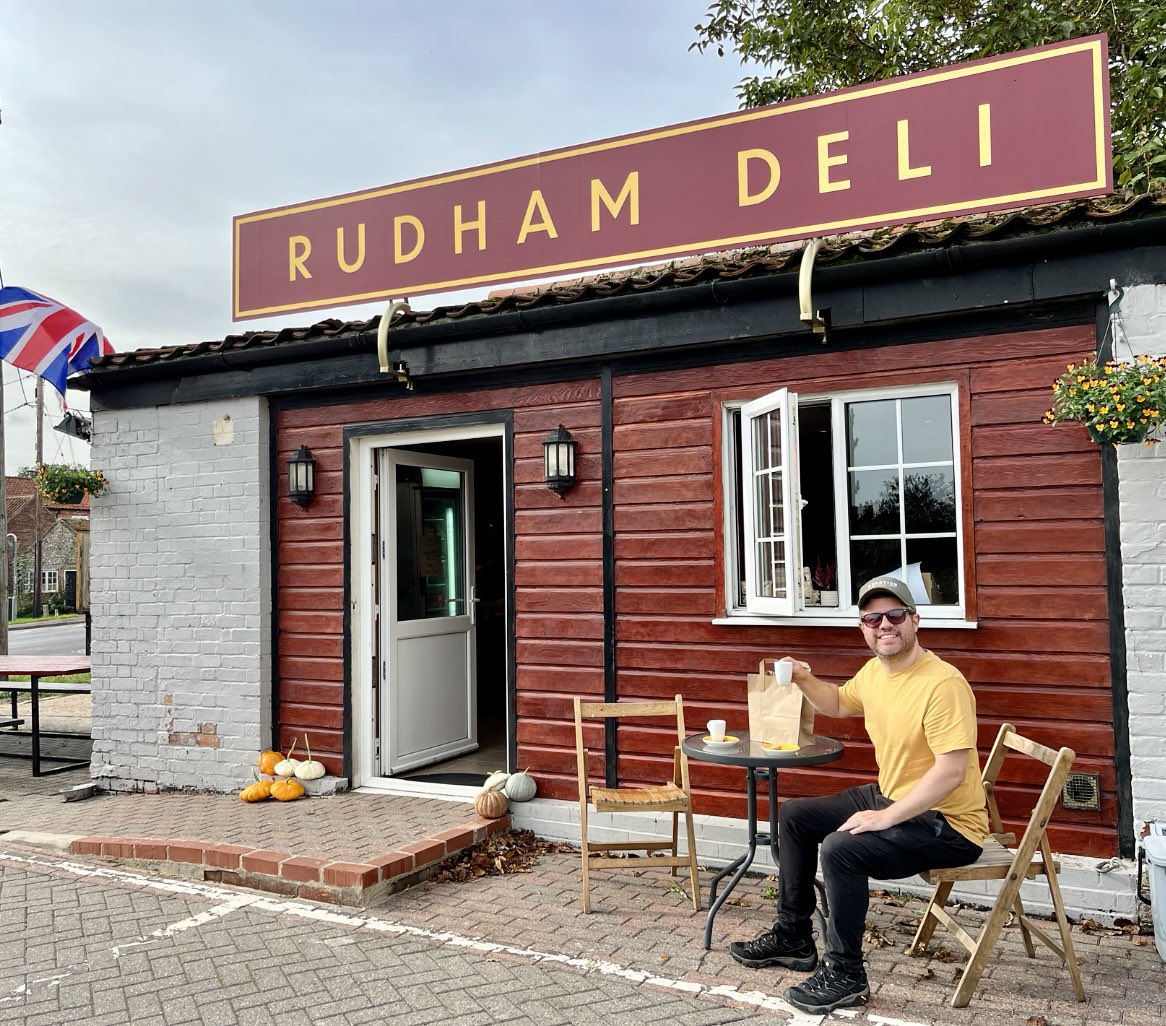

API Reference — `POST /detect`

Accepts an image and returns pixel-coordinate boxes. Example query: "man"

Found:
[730,576,987,1015]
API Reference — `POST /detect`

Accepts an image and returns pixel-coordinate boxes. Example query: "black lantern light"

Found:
[542,424,577,497]
[288,446,316,508]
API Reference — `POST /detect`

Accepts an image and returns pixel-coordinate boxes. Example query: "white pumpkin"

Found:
[294,735,326,781]
[504,769,537,802]
[483,770,509,792]
[274,738,301,777]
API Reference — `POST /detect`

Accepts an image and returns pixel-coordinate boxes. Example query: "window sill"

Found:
[712,615,979,629]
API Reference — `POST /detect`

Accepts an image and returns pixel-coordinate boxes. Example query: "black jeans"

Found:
[776,784,981,969]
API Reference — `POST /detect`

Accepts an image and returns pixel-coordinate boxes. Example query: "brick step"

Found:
[69,814,511,906]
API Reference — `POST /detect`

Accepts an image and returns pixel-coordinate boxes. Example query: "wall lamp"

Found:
[288,446,316,508]
[542,425,577,497]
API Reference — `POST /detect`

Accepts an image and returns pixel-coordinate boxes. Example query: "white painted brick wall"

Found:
[88,397,271,793]
[1115,283,1166,838]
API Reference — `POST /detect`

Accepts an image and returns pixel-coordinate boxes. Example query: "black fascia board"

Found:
[80,214,1166,412]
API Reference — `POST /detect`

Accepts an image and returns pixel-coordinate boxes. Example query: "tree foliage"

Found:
[692,1,1166,191]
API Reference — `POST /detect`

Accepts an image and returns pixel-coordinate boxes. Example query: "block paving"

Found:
[0,760,1161,1024]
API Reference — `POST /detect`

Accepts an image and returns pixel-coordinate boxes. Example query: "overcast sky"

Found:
[0,1,754,472]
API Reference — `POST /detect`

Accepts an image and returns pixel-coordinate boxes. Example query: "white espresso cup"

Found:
[774,658,794,685]
[707,719,727,742]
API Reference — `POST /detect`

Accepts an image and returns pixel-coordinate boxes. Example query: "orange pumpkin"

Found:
[239,781,273,802]
[271,778,306,802]
[474,788,508,819]
[258,750,283,775]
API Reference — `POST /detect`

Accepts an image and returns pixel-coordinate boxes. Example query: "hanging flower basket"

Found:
[35,464,107,504]
[1043,354,1166,446]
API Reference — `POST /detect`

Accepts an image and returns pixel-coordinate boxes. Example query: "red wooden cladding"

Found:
[274,321,1119,857]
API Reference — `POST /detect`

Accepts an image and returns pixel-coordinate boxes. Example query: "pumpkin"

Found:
[271,777,306,802]
[257,750,283,775]
[239,781,273,802]
[273,738,301,778]
[504,768,537,802]
[474,788,508,819]
[294,735,326,781]
[483,770,509,792]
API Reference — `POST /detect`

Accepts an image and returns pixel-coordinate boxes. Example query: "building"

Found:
[4,477,89,614]
[75,192,1166,919]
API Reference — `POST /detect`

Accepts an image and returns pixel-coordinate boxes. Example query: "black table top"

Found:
[681,730,844,768]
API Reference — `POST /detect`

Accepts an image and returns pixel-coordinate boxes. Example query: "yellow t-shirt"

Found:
[838,649,988,845]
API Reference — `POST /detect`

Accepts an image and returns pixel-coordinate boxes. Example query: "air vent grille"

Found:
[1061,771,1101,811]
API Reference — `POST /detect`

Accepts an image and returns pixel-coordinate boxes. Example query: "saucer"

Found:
[702,735,739,749]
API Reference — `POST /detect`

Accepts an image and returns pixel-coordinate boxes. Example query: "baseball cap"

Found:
[857,576,917,611]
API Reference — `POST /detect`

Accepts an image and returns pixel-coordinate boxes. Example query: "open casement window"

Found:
[728,382,965,621]
[740,387,801,615]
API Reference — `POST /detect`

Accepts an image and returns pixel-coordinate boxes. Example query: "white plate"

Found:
[702,735,740,750]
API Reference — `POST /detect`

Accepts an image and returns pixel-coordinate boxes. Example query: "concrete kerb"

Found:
[4,814,512,907]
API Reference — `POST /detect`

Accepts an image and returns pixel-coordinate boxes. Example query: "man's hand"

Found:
[836,808,896,835]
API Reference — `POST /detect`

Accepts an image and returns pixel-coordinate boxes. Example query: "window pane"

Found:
[755,474,773,538]
[906,538,960,604]
[757,540,778,597]
[904,468,956,532]
[902,395,953,463]
[849,470,899,535]
[849,539,901,604]
[750,412,787,600]
[847,399,898,467]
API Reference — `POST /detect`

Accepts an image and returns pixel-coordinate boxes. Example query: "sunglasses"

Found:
[858,608,913,628]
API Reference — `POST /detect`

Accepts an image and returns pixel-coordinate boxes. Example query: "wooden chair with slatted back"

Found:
[573,694,700,914]
[908,722,1086,1008]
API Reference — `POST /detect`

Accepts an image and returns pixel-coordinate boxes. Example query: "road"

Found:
[0,845,764,1026]
[6,620,86,657]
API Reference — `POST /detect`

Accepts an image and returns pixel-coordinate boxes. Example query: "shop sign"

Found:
[233,36,1110,321]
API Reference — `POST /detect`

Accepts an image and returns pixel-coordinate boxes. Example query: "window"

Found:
[724,382,965,620]
[42,569,59,593]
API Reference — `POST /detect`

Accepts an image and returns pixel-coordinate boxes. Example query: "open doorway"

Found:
[349,423,510,794]
[393,435,507,785]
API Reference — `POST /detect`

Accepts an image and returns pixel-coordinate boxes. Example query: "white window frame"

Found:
[42,569,59,594]
[721,380,971,625]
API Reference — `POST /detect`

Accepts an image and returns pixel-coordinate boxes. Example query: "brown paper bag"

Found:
[746,659,816,748]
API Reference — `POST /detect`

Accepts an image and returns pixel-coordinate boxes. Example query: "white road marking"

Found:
[0,847,831,1022]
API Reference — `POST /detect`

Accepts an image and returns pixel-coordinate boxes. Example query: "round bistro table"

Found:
[681,729,845,949]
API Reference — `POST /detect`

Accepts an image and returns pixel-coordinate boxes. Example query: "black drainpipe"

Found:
[601,365,618,787]
[1096,297,1135,858]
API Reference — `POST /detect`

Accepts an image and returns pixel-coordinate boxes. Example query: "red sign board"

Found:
[233,36,1110,321]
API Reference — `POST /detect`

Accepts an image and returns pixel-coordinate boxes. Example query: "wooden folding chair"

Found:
[908,722,1086,1008]
[573,694,700,913]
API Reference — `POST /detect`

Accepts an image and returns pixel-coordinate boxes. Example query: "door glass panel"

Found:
[395,465,466,621]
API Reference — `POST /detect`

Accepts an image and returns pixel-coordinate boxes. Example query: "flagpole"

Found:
[33,379,43,618]
[0,367,8,657]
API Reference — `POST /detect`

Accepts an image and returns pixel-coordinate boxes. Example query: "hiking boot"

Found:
[728,926,818,970]
[784,957,870,1014]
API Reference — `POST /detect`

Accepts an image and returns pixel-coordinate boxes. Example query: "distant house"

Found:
[4,477,90,614]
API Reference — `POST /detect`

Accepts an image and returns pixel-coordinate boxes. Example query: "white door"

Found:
[379,449,477,774]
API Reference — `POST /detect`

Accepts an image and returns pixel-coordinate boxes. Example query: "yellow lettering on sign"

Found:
[979,103,993,167]
[336,224,366,273]
[590,172,640,232]
[737,148,781,207]
[896,120,932,180]
[817,132,850,193]
[288,236,312,281]
[517,190,559,245]
[454,201,487,254]
[394,215,425,264]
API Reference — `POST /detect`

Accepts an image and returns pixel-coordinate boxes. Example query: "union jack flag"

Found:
[0,285,114,396]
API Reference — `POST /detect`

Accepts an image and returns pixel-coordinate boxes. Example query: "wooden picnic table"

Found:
[0,655,92,776]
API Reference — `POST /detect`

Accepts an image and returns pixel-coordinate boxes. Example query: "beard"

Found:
[867,627,919,667]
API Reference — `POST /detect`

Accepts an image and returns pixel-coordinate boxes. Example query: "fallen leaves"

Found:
[430,829,574,884]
